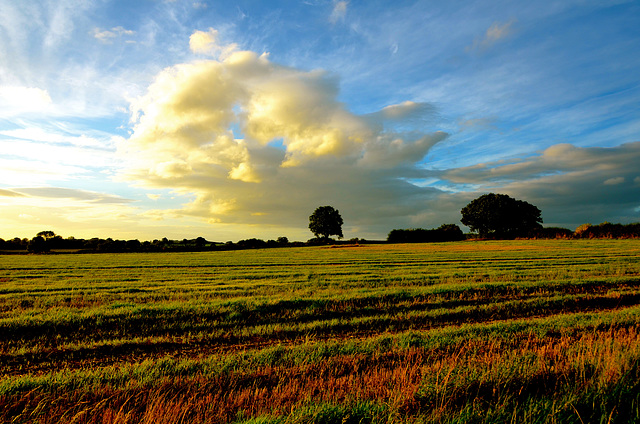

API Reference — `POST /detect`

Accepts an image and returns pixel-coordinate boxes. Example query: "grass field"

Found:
[1,240,639,423]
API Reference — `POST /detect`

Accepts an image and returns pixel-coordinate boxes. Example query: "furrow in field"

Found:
[2,295,638,377]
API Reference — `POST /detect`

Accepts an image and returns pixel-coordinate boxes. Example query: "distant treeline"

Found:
[509,222,640,240]
[0,234,366,254]
[387,222,640,242]
[2,221,639,254]
[0,236,217,253]
[387,224,466,243]
[573,222,640,239]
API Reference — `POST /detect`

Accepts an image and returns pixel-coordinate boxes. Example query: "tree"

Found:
[37,231,56,240]
[434,224,466,241]
[460,193,542,238]
[309,206,344,240]
[195,237,207,249]
[27,236,49,253]
[277,236,289,245]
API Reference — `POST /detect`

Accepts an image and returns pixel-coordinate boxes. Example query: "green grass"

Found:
[1,239,639,423]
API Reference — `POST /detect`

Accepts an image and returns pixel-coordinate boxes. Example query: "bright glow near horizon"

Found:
[1,0,639,242]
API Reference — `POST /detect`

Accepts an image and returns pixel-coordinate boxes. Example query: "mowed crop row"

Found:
[1,240,639,423]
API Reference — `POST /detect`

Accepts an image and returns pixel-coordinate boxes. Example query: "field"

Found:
[1,240,639,423]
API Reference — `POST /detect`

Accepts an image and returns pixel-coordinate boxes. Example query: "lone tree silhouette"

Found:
[309,206,344,240]
[461,193,542,238]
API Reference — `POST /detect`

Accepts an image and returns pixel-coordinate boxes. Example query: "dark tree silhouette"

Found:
[195,237,207,248]
[309,206,344,240]
[387,224,465,243]
[37,231,56,240]
[277,237,289,245]
[461,193,542,238]
[27,236,49,253]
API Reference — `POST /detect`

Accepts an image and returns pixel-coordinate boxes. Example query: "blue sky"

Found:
[1,0,639,241]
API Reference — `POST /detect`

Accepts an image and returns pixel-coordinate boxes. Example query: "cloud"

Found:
[330,1,348,24]
[11,187,133,204]
[189,28,238,57]
[440,143,640,184]
[436,142,640,228]
[0,125,119,185]
[466,20,516,52]
[458,117,498,131]
[358,132,447,169]
[118,35,448,237]
[0,86,52,115]
[92,26,136,43]
[0,187,141,239]
[604,177,624,185]
[0,157,88,185]
[0,189,25,197]
[189,28,218,54]
[0,127,108,148]
[366,101,438,126]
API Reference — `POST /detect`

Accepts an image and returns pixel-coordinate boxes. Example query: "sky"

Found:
[1,0,639,242]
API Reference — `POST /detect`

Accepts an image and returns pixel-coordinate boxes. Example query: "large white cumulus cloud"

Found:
[118,34,448,237]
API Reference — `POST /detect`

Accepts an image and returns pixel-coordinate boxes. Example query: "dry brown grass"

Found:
[3,326,638,423]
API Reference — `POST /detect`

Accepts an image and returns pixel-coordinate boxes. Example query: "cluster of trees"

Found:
[389,193,639,242]
[573,222,640,239]
[387,224,465,243]
[459,194,640,239]
[386,194,542,243]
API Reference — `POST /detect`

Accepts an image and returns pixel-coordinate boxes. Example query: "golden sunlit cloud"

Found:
[118,30,447,236]
[189,28,238,58]
[189,28,217,53]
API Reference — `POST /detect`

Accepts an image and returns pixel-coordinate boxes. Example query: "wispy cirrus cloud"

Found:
[92,26,136,44]
[466,19,516,53]
[329,1,348,24]
[10,187,132,204]
[0,122,120,186]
